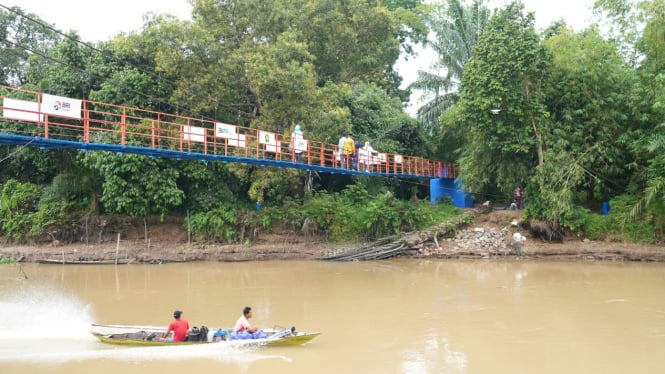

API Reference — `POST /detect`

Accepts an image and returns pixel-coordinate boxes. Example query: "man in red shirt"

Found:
[163,310,189,342]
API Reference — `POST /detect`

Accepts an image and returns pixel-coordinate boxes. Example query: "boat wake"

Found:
[0,284,94,340]
[0,286,288,366]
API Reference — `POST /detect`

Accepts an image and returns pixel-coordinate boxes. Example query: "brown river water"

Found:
[1,259,664,373]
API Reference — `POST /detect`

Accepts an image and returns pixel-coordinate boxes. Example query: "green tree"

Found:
[81,152,184,220]
[299,0,402,85]
[244,30,320,134]
[543,27,637,204]
[28,32,96,99]
[0,6,61,86]
[411,0,490,131]
[623,0,665,227]
[175,160,248,212]
[0,179,40,241]
[41,163,102,213]
[456,1,550,195]
[346,83,428,156]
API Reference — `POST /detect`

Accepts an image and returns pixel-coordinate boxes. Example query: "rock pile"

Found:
[420,225,527,258]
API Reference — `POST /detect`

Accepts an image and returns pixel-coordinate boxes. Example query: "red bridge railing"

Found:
[0,85,458,178]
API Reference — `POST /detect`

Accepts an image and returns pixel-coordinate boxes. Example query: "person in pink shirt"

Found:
[231,306,266,340]
[234,306,259,333]
[163,310,189,342]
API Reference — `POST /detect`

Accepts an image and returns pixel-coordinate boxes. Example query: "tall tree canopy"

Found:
[411,0,490,131]
[456,1,550,194]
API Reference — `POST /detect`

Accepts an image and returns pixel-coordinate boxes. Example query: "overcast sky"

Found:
[2,0,597,113]
[2,0,596,42]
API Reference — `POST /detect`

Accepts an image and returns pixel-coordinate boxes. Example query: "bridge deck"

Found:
[0,85,457,179]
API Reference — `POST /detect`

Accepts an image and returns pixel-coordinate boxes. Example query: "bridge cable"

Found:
[0,137,35,164]
[0,4,250,122]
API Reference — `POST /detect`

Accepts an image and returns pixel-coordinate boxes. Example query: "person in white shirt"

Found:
[234,306,259,333]
[361,141,375,172]
[230,306,266,340]
[291,124,304,163]
[337,133,347,168]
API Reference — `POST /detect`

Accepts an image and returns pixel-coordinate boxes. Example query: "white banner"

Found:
[394,155,403,164]
[183,125,206,143]
[41,93,82,119]
[379,153,387,162]
[2,98,43,122]
[258,130,277,146]
[359,149,380,165]
[294,138,308,152]
[215,122,237,139]
[266,140,282,153]
[228,134,246,148]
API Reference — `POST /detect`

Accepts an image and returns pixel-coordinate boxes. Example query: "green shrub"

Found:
[0,180,41,242]
[184,183,463,244]
[186,207,238,243]
[576,195,657,244]
[0,257,16,264]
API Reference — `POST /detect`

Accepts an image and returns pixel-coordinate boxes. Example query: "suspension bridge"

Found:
[0,85,471,206]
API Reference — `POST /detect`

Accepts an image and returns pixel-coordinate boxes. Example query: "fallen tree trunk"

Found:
[318,221,459,261]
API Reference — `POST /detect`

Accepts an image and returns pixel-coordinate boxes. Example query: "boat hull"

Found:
[38,259,132,265]
[91,324,319,347]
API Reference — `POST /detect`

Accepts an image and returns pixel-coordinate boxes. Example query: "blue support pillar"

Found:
[430,177,473,208]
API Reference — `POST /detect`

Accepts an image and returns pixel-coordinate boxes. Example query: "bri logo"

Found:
[53,101,71,112]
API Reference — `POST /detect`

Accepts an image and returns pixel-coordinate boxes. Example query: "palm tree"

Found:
[630,126,665,221]
[410,0,490,132]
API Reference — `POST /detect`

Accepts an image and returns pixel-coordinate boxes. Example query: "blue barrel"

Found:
[602,202,610,216]
[256,202,262,211]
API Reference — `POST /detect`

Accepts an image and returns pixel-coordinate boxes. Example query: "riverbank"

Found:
[1,210,664,263]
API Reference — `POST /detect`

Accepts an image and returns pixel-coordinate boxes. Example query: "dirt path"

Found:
[1,209,663,263]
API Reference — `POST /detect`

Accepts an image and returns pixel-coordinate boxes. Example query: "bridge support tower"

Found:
[430,177,473,208]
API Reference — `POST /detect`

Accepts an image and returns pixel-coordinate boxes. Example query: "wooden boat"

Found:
[91,323,320,347]
[38,258,133,265]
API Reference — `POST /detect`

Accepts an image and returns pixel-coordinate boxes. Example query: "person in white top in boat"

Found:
[234,306,259,333]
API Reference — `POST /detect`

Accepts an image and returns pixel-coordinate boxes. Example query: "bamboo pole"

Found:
[115,233,120,265]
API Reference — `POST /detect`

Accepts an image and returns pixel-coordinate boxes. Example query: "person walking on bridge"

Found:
[291,124,304,163]
[337,133,347,168]
[342,133,355,170]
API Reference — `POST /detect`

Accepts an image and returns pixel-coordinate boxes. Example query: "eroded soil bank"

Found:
[1,210,664,263]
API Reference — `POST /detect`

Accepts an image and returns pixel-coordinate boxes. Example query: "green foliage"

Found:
[81,152,184,220]
[237,167,303,204]
[300,0,401,84]
[0,146,59,185]
[245,30,319,134]
[544,27,637,203]
[0,256,16,264]
[184,183,462,244]
[41,164,102,213]
[29,199,79,240]
[347,83,429,156]
[456,1,550,196]
[258,197,307,232]
[0,179,80,243]
[577,195,657,243]
[186,206,239,243]
[411,0,490,131]
[302,183,461,241]
[176,161,247,212]
[0,179,40,215]
[0,6,62,86]
[579,212,610,241]
[0,180,40,242]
